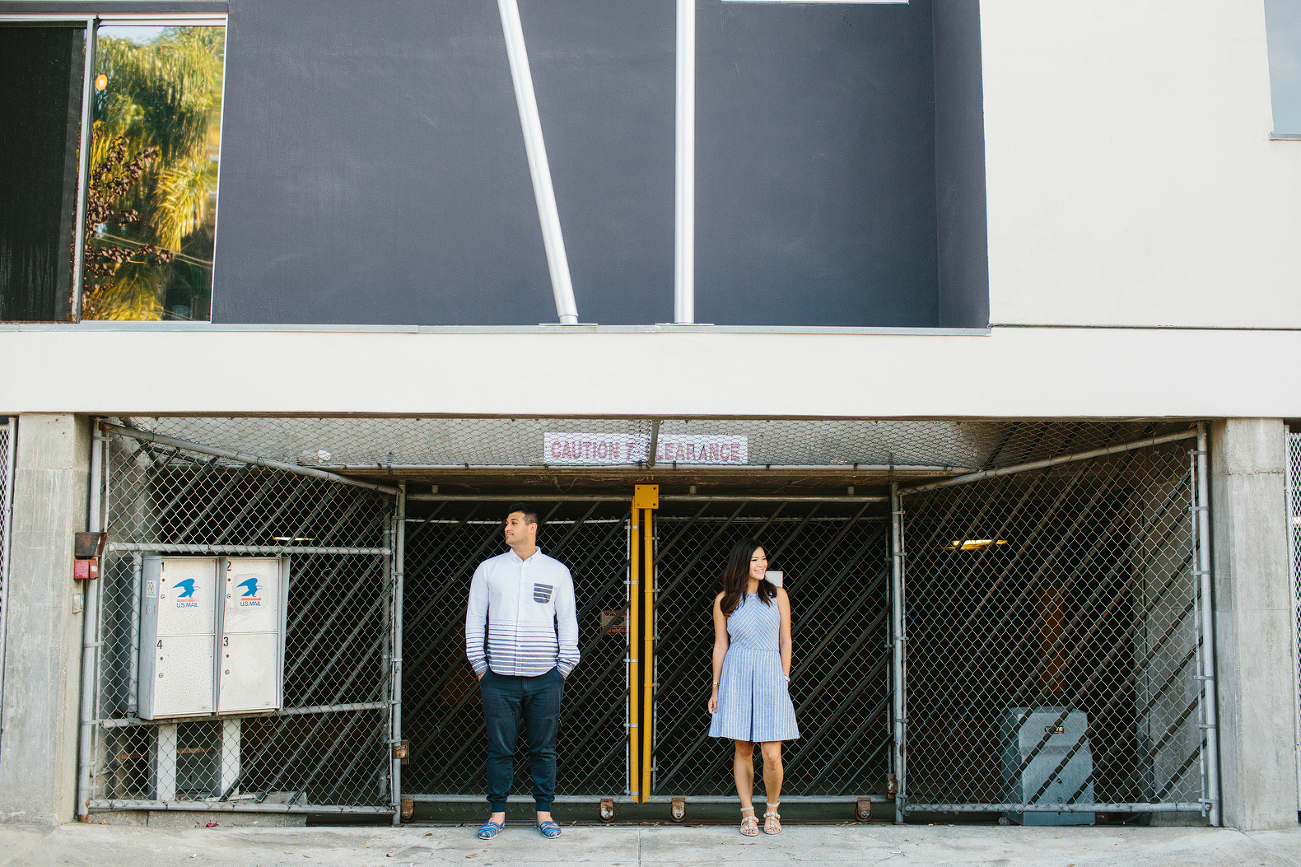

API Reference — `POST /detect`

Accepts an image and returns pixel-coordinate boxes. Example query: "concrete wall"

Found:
[2,326,1301,418]
[0,415,89,825]
[1211,419,1297,830]
[982,0,1301,328]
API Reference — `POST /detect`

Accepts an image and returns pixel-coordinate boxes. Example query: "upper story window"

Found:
[1266,0,1301,138]
[0,15,225,323]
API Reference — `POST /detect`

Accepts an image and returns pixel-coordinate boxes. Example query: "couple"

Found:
[466,503,798,840]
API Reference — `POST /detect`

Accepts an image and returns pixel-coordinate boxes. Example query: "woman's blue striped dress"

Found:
[709,593,800,742]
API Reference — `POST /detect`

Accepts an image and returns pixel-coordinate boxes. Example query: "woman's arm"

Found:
[708,593,729,714]
[776,587,792,681]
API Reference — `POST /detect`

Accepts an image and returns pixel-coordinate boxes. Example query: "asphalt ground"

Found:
[4,820,1301,867]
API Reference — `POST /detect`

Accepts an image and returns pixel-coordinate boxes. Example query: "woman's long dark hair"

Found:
[719,538,776,617]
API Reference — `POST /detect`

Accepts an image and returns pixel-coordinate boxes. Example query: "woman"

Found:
[708,538,799,836]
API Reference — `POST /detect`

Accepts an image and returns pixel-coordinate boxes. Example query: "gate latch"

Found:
[856,798,872,822]
[599,798,615,821]
[393,740,409,764]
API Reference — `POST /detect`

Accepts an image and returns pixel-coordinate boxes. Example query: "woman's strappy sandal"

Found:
[739,807,759,837]
[763,803,781,835]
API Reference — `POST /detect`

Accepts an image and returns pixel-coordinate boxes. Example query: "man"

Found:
[465,503,579,840]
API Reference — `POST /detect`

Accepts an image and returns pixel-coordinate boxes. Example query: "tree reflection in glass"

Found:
[82,25,223,321]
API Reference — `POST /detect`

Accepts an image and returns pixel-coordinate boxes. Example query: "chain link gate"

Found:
[80,423,401,817]
[894,429,1218,824]
[401,498,633,802]
[651,498,893,803]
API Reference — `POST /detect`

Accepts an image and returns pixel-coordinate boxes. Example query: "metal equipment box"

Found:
[138,556,289,719]
[1000,707,1095,825]
[138,557,219,719]
[217,557,290,714]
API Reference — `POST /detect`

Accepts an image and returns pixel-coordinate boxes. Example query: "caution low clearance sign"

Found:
[543,432,748,465]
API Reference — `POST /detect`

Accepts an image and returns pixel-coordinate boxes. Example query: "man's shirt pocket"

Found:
[533,583,553,604]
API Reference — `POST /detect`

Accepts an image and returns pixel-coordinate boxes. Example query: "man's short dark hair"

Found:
[507,502,540,528]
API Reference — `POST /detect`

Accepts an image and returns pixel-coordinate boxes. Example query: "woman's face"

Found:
[749,547,768,582]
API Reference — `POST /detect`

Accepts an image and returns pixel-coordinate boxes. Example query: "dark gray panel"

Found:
[0,26,83,322]
[519,0,676,325]
[934,0,989,328]
[695,0,938,327]
[212,0,554,325]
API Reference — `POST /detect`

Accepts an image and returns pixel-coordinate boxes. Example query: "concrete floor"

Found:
[4,821,1301,867]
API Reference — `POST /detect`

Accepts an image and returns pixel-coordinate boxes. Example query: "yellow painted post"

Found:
[633,485,659,803]
[628,497,641,801]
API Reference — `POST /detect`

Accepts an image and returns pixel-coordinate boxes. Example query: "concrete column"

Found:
[1211,418,1297,830]
[0,415,90,825]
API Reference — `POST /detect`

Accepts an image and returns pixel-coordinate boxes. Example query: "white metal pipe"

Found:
[390,484,405,825]
[889,482,906,824]
[71,17,97,321]
[107,542,389,556]
[674,0,695,324]
[97,700,390,727]
[0,419,16,742]
[496,0,579,325]
[1289,429,1301,809]
[87,799,392,814]
[1195,424,1222,826]
[355,463,968,475]
[406,493,887,503]
[899,430,1198,495]
[76,427,105,818]
[102,423,400,495]
[904,802,1205,813]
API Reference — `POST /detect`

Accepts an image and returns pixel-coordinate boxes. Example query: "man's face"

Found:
[504,511,537,548]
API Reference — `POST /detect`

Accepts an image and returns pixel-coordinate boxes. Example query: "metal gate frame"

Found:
[78,422,405,820]
[891,425,1220,825]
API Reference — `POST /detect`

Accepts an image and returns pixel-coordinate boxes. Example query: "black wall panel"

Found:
[212,0,554,325]
[695,0,938,327]
[210,0,981,327]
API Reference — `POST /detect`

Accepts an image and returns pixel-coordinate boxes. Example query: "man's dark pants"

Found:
[479,667,564,812]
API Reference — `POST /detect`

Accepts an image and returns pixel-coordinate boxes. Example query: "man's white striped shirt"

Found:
[466,547,580,678]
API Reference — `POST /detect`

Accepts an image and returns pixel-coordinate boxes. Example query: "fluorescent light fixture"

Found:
[942,539,1009,552]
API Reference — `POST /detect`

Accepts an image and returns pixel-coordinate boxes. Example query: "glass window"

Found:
[0,26,86,321]
[1266,0,1301,137]
[83,24,225,320]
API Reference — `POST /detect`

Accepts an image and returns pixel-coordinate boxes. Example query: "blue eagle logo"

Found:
[238,577,259,598]
[174,578,197,598]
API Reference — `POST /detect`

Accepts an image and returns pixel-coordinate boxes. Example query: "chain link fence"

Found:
[652,499,892,799]
[114,417,1190,476]
[86,425,399,814]
[73,415,1215,820]
[401,498,632,800]
[897,434,1211,820]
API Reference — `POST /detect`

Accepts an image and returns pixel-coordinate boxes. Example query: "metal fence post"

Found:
[890,482,906,824]
[1287,429,1301,810]
[76,422,105,819]
[0,418,15,749]
[1195,424,1221,826]
[391,484,406,824]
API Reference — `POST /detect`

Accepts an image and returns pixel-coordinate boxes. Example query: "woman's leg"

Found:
[760,741,783,833]
[733,740,759,835]
[733,740,755,810]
